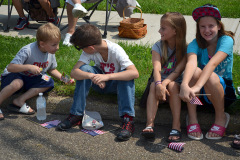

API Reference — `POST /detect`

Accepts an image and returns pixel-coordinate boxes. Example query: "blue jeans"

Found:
[70,64,135,117]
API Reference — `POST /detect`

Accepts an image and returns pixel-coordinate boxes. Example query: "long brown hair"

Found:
[196,18,235,49]
[160,12,187,65]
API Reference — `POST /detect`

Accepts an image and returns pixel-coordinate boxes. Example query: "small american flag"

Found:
[168,142,185,152]
[40,120,61,129]
[190,97,203,105]
[81,129,105,136]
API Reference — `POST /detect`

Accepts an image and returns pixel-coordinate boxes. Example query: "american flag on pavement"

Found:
[168,142,185,152]
[40,120,61,129]
[81,129,105,136]
[190,96,203,105]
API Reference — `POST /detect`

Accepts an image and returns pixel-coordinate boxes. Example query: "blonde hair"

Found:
[160,12,187,65]
[36,23,61,45]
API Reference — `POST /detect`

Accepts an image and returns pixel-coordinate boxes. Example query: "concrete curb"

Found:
[2,93,240,133]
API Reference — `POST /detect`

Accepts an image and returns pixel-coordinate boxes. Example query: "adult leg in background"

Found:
[12,0,29,29]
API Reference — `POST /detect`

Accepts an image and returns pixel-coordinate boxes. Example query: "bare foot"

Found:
[207,113,227,138]
[142,126,154,133]
[168,129,181,141]
[187,117,202,138]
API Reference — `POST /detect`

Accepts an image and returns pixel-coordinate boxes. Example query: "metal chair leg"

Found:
[102,0,114,38]
[4,0,13,32]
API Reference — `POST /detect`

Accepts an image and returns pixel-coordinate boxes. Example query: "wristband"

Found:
[155,81,162,86]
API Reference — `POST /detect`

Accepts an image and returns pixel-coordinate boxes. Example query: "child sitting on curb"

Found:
[141,12,187,142]
[0,23,74,120]
[179,4,235,140]
[57,24,139,141]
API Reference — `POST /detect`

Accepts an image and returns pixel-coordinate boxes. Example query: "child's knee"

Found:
[205,73,220,87]
[79,64,92,72]
[9,79,24,91]
[192,68,202,80]
[167,81,180,93]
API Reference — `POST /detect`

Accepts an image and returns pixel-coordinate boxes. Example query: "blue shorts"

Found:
[201,75,226,104]
[1,73,54,93]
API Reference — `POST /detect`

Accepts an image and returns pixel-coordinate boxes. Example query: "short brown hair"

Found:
[36,23,61,44]
[70,24,102,48]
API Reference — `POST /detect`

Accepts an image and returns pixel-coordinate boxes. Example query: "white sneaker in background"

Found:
[63,33,72,46]
[136,1,141,7]
[72,3,88,18]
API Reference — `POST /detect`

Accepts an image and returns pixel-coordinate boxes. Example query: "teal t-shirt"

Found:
[187,35,234,80]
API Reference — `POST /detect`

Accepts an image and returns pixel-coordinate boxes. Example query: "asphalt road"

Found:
[0,110,240,160]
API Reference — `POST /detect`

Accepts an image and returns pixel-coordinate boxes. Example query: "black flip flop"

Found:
[166,129,182,143]
[141,127,155,139]
[231,135,240,149]
[7,104,35,115]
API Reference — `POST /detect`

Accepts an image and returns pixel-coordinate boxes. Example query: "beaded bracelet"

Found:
[155,81,162,86]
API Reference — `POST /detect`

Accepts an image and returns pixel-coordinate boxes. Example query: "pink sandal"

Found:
[187,123,203,140]
[205,112,230,140]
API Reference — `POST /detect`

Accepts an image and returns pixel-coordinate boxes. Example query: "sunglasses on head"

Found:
[74,43,96,51]
[74,45,90,51]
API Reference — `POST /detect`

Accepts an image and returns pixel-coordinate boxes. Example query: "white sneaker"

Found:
[72,3,88,18]
[63,33,72,46]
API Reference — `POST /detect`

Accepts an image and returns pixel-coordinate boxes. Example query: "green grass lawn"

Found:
[0,35,239,101]
[0,35,152,100]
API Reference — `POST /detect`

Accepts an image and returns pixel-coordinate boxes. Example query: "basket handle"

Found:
[123,6,142,20]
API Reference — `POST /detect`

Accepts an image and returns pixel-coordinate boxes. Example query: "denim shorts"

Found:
[1,73,54,93]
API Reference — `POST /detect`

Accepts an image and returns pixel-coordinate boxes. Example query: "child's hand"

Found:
[179,84,195,102]
[98,82,106,89]
[91,74,109,84]
[29,65,42,75]
[60,72,75,84]
[155,84,169,101]
[67,79,75,84]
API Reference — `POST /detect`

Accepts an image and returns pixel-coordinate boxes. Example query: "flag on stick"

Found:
[190,96,203,105]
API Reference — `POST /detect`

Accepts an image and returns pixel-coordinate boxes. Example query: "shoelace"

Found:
[122,121,132,131]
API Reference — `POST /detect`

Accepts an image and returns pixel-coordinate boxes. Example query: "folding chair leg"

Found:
[0,0,4,6]
[58,1,68,31]
[102,0,114,38]
[3,0,13,32]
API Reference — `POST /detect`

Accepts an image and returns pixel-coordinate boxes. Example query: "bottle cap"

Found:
[39,93,43,96]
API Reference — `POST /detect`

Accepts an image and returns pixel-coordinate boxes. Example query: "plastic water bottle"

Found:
[36,93,46,120]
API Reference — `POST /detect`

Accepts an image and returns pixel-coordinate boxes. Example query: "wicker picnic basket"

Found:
[119,6,144,29]
[118,24,147,39]
[118,6,147,39]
